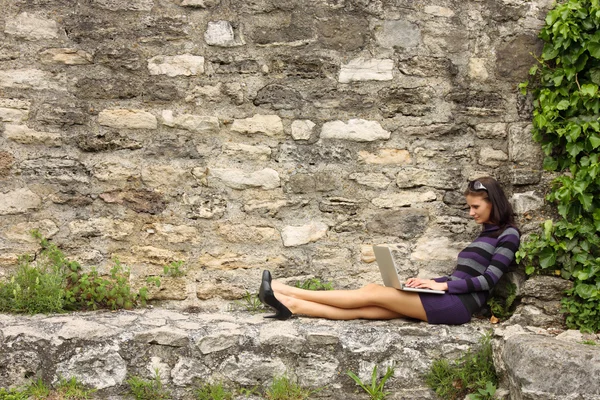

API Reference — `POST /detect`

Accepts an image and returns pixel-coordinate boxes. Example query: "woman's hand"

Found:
[405,278,448,291]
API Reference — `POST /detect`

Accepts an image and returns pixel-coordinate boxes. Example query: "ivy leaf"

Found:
[581,83,599,97]
[525,265,535,275]
[588,41,600,59]
[567,141,585,157]
[543,44,560,60]
[540,248,557,269]
[543,156,559,171]
[590,68,600,85]
[589,134,600,149]
[557,99,570,110]
[575,283,597,299]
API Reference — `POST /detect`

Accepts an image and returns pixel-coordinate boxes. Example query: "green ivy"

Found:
[518,0,600,332]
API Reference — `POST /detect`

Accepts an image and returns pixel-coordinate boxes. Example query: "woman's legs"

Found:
[276,293,405,320]
[272,281,428,321]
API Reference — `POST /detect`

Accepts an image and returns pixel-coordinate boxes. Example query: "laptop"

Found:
[373,245,445,294]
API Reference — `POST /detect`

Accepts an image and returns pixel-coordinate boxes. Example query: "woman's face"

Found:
[466,194,492,224]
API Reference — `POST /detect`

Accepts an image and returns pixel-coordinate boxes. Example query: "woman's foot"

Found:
[258,270,293,320]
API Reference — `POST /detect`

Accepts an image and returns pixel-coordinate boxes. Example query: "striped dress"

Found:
[419,224,521,325]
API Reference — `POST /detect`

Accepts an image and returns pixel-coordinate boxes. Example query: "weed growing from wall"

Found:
[425,332,497,400]
[518,0,600,333]
[347,365,395,400]
[0,231,157,314]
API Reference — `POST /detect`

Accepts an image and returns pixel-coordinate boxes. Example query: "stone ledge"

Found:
[0,309,493,399]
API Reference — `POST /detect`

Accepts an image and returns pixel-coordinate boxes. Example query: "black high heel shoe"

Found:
[258,270,292,320]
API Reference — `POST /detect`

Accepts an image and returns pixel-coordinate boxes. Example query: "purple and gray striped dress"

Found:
[419,224,521,325]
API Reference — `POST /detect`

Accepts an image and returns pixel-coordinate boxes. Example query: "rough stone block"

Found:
[468,58,489,80]
[349,173,391,189]
[68,218,135,241]
[338,58,394,83]
[424,5,455,17]
[0,69,62,90]
[475,123,507,139]
[247,12,314,46]
[321,119,390,142]
[371,191,437,208]
[21,158,89,184]
[411,236,465,261]
[204,21,243,47]
[218,224,278,243]
[374,20,421,49]
[100,190,166,214]
[0,99,30,122]
[209,168,280,190]
[161,110,219,134]
[3,124,61,146]
[4,12,58,40]
[0,188,42,215]
[509,169,542,186]
[92,0,154,11]
[230,114,284,137]
[98,109,157,130]
[359,148,411,164]
[479,147,509,167]
[509,123,544,167]
[0,151,14,178]
[142,165,193,188]
[500,334,600,399]
[5,220,59,243]
[39,48,93,65]
[148,55,205,76]
[317,14,368,51]
[221,143,271,161]
[319,197,360,214]
[396,167,460,190]
[93,160,141,183]
[281,221,328,247]
[398,56,458,77]
[496,34,543,81]
[367,209,429,239]
[291,120,316,140]
[177,0,220,6]
[127,246,179,265]
[511,191,544,214]
[254,84,303,110]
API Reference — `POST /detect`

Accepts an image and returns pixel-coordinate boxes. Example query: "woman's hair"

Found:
[464,176,517,232]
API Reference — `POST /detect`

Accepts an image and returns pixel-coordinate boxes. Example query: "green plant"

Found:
[163,261,185,278]
[127,369,171,400]
[487,282,518,320]
[25,378,51,399]
[195,382,234,400]
[467,382,496,400]
[581,339,598,345]
[347,365,395,400]
[425,333,497,400]
[0,388,28,400]
[294,277,333,291]
[233,291,266,313]
[0,232,159,314]
[237,386,260,397]
[517,0,600,333]
[264,375,316,400]
[53,376,96,399]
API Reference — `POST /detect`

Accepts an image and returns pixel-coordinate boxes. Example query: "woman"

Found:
[258,177,520,325]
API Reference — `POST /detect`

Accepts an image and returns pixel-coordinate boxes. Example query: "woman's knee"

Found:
[361,283,383,291]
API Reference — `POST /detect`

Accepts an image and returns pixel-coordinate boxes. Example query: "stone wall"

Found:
[0,0,555,305]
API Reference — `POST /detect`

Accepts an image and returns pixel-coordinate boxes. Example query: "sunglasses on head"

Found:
[468,180,487,191]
